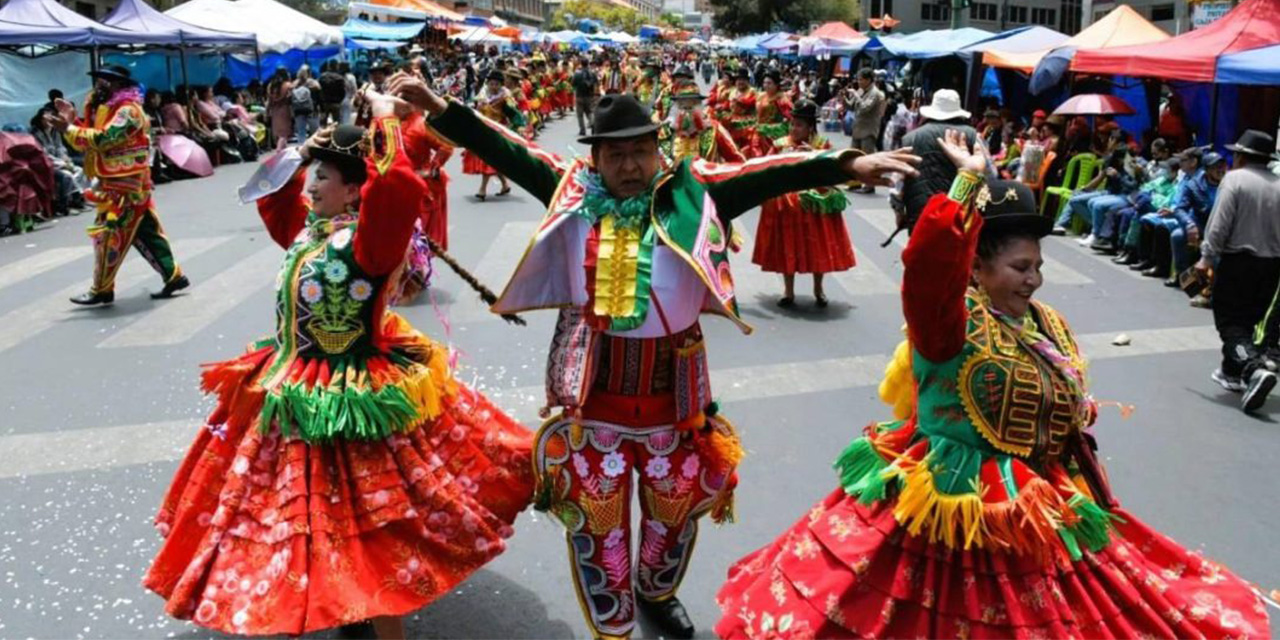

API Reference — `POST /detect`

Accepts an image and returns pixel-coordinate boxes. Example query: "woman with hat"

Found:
[462,70,514,201]
[750,70,793,157]
[716,130,1270,639]
[662,79,744,164]
[143,91,533,639]
[725,67,759,150]
[751,100,855,308]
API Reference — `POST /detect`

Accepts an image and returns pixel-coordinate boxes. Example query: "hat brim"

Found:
[310,148,367,179]
[1226,143,1279,159]
[672,93,706,101]
[577,122,661,145]
[980,213,1054,239]
[919,105,970,121]
[88,70,138,86]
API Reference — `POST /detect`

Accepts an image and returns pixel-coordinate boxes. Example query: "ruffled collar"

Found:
[577,170,657,231]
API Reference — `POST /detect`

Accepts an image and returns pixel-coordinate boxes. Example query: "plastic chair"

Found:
[1039,152,1099,221]
[1023,151,1056,200]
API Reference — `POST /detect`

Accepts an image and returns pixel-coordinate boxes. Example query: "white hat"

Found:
[919,89,970,122]
[408,44,425,55]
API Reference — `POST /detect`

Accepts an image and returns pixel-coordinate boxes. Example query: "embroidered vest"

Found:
[914,292,1087,462]
[84,102,151,185]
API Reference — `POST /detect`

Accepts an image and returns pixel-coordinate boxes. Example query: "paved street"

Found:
[0,112,1277,639]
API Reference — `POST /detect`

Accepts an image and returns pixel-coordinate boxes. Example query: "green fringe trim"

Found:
[834,437,891,505]
[260,381,419,441]
[800,189,849,215]
[1068,493,1123,551]
[757,121,790,140]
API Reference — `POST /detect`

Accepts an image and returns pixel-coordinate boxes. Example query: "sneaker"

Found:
[1189,294,1211,309]
[1076,234,1095,246]
[1242,369,1277,412]
[1051,225,1068,236]
[1212,368,1247,392]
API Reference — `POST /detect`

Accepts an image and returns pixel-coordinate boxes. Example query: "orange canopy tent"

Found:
[367,0,463,21]
[983,5,1168,72]
[810,21,862,40]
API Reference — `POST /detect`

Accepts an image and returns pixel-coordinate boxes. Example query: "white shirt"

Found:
[605,244,705,339]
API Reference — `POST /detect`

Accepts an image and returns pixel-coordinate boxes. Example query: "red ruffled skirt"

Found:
[462,150,499,176]
[421,170,449,251]
[143,338,533,635]
[752,195,856,275]
[716,489,1270,639]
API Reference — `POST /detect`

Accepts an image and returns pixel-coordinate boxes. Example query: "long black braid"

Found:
[424,236,526,326]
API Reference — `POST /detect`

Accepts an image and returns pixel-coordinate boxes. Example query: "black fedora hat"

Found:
[578,94,659,144]
[88,64,137,86]
[732,66,749,80]
[791,99,819,123]
[978,180,1052,238]
[309,124,369,184]
[370,59,394,73]
[1226,129,1278,160]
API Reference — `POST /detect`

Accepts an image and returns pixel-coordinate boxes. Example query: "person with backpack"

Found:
[290,65,320,143]
[318,61,346,126]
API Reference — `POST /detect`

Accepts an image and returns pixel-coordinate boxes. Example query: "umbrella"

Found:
[158,134,214,178]
[1052,93,1135,116]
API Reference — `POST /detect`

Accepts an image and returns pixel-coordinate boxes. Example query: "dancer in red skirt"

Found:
[462,71,513,201]
[144,91,533,639]
[717,131,1271,639]
[752,100,855,309]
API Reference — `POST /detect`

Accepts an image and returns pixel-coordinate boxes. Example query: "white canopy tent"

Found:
[166,0,343,53]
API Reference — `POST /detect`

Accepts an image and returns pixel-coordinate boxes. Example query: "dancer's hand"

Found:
[937,129,986,174]
[845,148,920,187]
[389,73,447,117]
[44,111,69,132]
[361,88,412,120]
[298,125,334,161]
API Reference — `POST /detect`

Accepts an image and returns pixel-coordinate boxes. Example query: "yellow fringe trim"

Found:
[889,458,987,550]
[878,337,916,421]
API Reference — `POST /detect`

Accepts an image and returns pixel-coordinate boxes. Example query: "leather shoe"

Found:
[638,597,695,640]
[1111,252,1131,264]
[151,274,190,299]
[1141,266,1165,278]
[1163,277,1180,287]
[1129,260,1152,271]
[70,290,114,306]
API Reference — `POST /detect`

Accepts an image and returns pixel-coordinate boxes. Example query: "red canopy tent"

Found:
[1071,0,1280,82]
[810,21,862,40]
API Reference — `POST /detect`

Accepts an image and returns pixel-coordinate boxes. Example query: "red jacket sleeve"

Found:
[257,169,309,249]
[353,117,427,277]
[901,193,982,363]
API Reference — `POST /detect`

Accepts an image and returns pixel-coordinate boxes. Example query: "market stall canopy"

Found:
[450,25,509,45]
[870,27,1002,59]
[102,0,255,47]
[341,17,424,41]
[0,0,174,45]
[1072,0,1280,83]
[758,31,797,51]
[810,21,861,39]
[0,17,94,45]
[167,0,343,53]
[357,0,462,21]
[1052,93,1135,116]
[345,37,404,50]
[732,33,769,53]
[1216,42,1280,85]
[961,25,1067,59]
[984,5,1167,72]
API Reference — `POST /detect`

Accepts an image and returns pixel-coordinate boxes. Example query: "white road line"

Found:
[450,221,537,323]
[858,206,1093,285]
[831,253,898,296]
[0,246,91,292]
[0,236,230,354]
[97,246,280,348]
[0,323,1222,478]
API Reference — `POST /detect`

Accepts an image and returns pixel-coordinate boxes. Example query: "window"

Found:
[969,2,998,21]
[870,0,894,17]
[1059,0,1081,33]
[1031,7,1057,26]
[920,2,951,22]
[1007,5,1027,23]
[1151,3,1175,21]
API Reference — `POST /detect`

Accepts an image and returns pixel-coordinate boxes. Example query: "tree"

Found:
[660,12,684,29]
[709,0,861,35]
[549,0,644,34]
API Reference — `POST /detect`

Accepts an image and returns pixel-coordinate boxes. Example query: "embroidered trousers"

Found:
[87,190,181,295]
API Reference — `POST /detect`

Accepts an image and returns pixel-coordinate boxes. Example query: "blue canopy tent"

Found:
[345,38,405,50]
[867,28,1000,60]
[758,32,796,52]
[0,0,173,45]
[639,25,661,40]
[731,33,768,54]
[340,18,426,42]
[103,0,255,46]
[960,26,1069,117]
[0,17,95,46]
[1215,43,1280,85]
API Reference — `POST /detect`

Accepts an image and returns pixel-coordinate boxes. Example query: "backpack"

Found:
[318,72,346,105]
[290,85,314,114]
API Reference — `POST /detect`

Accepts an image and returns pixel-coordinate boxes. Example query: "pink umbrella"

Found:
[1051,93,1135,116]
[158,134,213,178]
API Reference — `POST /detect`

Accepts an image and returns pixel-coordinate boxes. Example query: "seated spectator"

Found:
[1014,126,1048,184]
[193,85,254,162]
[1133,151,1226,284]
[1052,147,1138,242]
[28,107,87,215]
[1110,157,1180,264]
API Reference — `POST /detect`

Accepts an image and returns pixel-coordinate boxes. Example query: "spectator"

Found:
[1128,148,1202,273]
[290,65,321,142]
[266,68,293,146]
[1134,151,1224,283]
[979,109,1003,156]
[29,107,87,215]
[898,89,977,231]
[846,67,886,194]
[318,61,346,126]
[1052,146,1137,240]
[340,62,357,124]
[571,56,598,137]
[1110,157,1180,265]
[1196,130,1280,411]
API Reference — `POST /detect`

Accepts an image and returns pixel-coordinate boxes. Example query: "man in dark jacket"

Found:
[898,88,977,231]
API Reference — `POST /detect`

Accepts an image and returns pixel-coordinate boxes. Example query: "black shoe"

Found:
[335,621,375,639]
[1111,252,1130,264]
[70,290,114,306]
[1242,369,1277,413]
[814,294,829,308]
[637,597,695,640]
[1141,266,1165,278]
[1129,260,1153,271]
[150,275,190,299]
[776,296,796,308]
[1090,239,1115,253]
[1163,277,1180,288]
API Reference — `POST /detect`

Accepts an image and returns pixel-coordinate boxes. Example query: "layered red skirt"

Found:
[716,489,1270,639]
[421,170,449,251]
[752,195,857,275]
[143,346,533,635]
[462,150,499,176]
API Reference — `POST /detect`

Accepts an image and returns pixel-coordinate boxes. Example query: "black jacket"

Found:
[900,119,978,228]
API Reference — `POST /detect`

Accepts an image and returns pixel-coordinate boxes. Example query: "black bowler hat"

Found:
[732,66,749,80]
[89,64,137,86]
[578,93,659,144]
[370,59,394,73]
[978,180,1051,238]
[791,99,818,123]
[310,124,369,184]
[1227,129,1279,160]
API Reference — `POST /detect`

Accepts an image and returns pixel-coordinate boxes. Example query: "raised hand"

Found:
[299,124,334,161]
[388,74,446,117]
[845,147,921,187]
[936,129,986,174]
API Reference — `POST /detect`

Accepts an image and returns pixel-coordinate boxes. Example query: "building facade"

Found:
[1086,0,1202,34]
[862,0,1084,35]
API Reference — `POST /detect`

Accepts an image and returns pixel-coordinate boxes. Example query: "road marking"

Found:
[0,245,91,292]
[450,221,537,323]
[831,253,898,296]
[0,236,230,354]
[858,206,1093,285]
[97,246,280,348]
[0,322,1222,478]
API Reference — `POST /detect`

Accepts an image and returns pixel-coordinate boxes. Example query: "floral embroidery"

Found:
[572,453,590,478]
[348,279,373,301]
[791,534,819,561]
[681,455,700,478]
[331,227,353,249]
[645,455,671,479]
[603,527,625,549]
[300,279,323,304]
[324,261,349,284]
[601,452,626,478]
